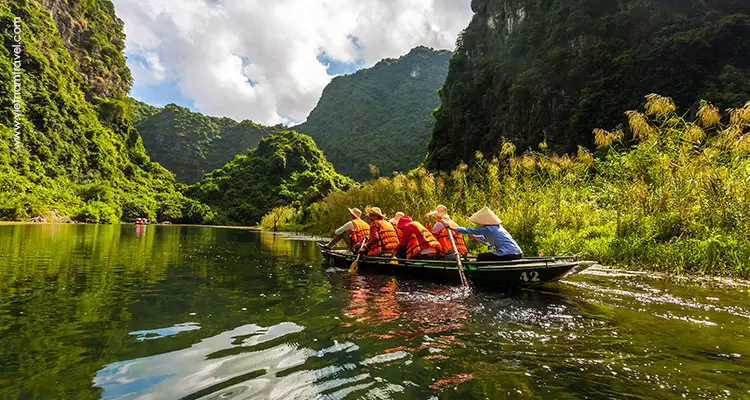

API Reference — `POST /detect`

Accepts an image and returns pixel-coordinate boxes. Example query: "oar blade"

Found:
[348,259,359,273]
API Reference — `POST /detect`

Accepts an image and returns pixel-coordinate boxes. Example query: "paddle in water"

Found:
[447,228,469,287]
[348,238,367,273]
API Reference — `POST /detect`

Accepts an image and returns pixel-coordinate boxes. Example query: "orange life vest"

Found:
[436,220,468,255]
[367,220,399,256]
[395,227,403,241]
[349,218,370,250]
[405,221,443,259]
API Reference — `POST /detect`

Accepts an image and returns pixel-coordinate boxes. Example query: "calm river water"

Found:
[0,224,748,399]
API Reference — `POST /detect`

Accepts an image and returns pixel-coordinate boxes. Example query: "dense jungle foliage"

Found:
[427,0,750,170]
[296,46,451,181]
[187,130,352,226]
[267,95,750,278]
[133,102,280,183]
[0,0,213,224]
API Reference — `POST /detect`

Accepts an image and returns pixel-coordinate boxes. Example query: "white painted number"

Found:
[520,271,540,282]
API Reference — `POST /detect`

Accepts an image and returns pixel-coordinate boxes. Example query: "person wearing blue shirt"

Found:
[451,207,523,262]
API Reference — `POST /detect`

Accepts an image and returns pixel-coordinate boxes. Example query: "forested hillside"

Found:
[187,130,352,225]
[296,46,451,180]
[133,102,280,183]
[0,0,212,223]
[427,0,750,170]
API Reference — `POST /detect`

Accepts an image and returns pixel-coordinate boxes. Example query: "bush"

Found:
[76,201,119,223]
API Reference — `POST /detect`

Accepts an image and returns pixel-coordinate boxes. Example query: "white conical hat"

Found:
[469,207,502,225]
[348,208,362,218]
[389,211,405,225]
[427,204,448,217]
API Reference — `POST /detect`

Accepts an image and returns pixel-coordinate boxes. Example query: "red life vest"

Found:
[349,218,370,250]
[436,220,468,255]
[405,221,443,259]
[367,220,399,256]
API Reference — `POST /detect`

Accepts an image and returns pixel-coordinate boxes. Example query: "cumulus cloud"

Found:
[113,0,473,124]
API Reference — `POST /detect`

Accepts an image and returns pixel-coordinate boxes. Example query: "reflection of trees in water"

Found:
[0,224,190,399]
[257,231,321,262]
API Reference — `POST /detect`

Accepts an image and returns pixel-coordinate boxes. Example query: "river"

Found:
[0,224,747,399]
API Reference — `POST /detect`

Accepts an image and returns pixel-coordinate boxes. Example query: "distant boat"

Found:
[319,244,593,288]
[135,218,148,225]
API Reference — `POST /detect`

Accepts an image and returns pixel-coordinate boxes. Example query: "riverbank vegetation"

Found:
[264,95,750,278]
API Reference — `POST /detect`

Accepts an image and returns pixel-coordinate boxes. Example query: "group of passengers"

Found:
[323,205,523,262]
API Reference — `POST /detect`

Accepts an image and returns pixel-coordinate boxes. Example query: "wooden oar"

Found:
[348,238,367,274]
[447,228,469,287]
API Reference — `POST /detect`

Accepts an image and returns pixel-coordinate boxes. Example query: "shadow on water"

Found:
[0,225,747,399]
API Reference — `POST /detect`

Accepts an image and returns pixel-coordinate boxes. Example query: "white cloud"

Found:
[113,0,473,125]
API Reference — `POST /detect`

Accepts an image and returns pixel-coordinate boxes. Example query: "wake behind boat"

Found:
[319,244,593,289]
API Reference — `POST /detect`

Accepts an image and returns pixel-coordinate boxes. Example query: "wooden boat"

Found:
[319,244,593,288]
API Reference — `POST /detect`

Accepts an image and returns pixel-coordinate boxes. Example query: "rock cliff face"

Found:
[41,0,131,98]
[0,0,211,223]
[426,0,750,170]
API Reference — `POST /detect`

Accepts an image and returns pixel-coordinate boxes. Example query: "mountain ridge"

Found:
[296,46,451,180]
[133,101,281,183]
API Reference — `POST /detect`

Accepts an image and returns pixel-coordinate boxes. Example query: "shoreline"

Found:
[3,222,748,282]
[0,221,264,230]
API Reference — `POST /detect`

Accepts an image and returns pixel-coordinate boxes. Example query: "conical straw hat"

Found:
[440,215,460,229]
[348,208,362,218]
[366,206,385,218]
[469,207,502,225]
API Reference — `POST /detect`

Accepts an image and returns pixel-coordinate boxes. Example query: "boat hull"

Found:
[320,246,590,288]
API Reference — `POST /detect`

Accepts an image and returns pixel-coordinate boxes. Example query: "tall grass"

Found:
[268,95,750,278]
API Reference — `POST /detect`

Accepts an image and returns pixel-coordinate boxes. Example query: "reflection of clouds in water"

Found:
[129,322,201,341]
[97,323,305,399]
[95,322,407,399]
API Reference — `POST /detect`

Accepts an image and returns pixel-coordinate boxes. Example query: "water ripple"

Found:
[128,322,201,341]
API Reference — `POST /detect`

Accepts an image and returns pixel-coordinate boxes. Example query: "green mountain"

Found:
[296,46,451,180]
[132,102,280,183]
[427,0,750,170]
[187,130,352,225]
[0,0,212,223]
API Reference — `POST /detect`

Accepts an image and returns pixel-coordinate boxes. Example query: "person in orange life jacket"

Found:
[325,207,370,252]
[427,205,469,260]
[449,207,523,262]
[358,207,400,257]
[389,212,405,240]
[394,216,443,260]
